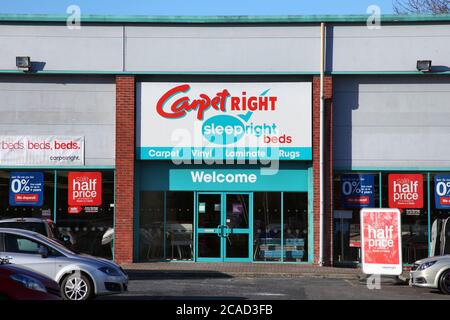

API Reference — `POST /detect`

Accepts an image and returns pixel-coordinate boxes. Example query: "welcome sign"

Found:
[137,82,312,161]
[169,169,309,192]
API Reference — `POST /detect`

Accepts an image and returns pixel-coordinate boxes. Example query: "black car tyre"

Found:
[438,270,450,295]
[61,273,93,300]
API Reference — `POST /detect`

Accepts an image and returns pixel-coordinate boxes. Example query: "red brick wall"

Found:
[324,77,334,266]
[114,75,135,264]
[312,76,333,265]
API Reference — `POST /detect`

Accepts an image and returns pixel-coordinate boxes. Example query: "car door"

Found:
[0,232,56,279]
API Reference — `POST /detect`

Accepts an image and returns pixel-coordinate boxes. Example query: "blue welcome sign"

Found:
[435,174,450,209]
[9,172,44,206]
[169,169,308,192]
[341,174,375,208]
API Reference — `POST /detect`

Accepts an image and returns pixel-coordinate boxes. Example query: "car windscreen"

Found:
[0,222,46,236]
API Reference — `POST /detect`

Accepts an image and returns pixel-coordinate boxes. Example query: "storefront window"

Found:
[283,192,308,262]
[166,191,194,260]
[334,172,433,265]
[253,192,281,262]
[139,191,165,261]
[0,169,114,259]
[0,170,54,220]
[430,174,450,256]
[382,173,429,265]
[333,173,379,265]
[55,171,114,259]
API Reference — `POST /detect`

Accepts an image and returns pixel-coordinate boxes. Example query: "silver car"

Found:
[0,228,128,300]
[410,255,450,294]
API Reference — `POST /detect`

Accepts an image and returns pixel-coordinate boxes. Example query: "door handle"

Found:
[217,225,224,238]
[217,225,230,238]
[0,256,13,263]
[223,226,231,238]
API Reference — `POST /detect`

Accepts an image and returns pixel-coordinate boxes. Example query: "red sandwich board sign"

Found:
[360,208,402,275]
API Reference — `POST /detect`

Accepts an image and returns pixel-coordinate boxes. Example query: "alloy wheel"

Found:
[64,277,88,300]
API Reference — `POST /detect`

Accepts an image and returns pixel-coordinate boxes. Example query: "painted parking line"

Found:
[344,279,358,287]
[250,293,287,297]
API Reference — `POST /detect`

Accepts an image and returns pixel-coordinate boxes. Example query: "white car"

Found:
[410,255,450,294]
[0,228,128,300]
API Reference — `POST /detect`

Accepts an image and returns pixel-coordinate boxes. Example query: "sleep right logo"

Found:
[201,114,281,145]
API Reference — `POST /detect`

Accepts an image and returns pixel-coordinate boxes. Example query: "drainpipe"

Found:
[319,22,326,266]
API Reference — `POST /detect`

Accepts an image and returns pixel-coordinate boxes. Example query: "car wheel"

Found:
[438,270,450,295]
[61,273,93,300]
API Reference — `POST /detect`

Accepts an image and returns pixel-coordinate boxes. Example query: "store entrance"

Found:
[196,193,253,262]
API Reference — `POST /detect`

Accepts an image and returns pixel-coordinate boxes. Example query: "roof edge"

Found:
[0,13,450,24]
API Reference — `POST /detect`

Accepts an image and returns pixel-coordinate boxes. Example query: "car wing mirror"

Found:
[38,246,49,258]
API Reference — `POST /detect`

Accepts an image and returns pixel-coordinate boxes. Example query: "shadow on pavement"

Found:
[429,289,446,295]
[358,275,409,286]
[125,270,234,280]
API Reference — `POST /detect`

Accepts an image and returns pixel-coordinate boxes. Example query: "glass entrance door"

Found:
[196,192,252,262]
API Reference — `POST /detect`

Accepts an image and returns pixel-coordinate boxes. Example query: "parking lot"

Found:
[99,275,450,300]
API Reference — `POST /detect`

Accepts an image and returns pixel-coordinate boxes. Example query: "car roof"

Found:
[0,227,42,237]
[0,218,49,223]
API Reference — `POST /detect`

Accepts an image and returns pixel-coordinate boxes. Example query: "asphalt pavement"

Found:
[98,275,450,300]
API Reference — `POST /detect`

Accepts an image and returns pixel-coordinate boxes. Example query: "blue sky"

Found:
[0,0,396,16]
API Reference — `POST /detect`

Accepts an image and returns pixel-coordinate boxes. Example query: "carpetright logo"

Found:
[156,84,278,120]
[156,84,290,146]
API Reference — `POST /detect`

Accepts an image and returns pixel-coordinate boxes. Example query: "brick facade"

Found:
[114,75,136,264]
[312,76,333,265]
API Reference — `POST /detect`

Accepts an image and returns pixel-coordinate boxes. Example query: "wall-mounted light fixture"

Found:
[417,60,432,72]
[16,56,31,71]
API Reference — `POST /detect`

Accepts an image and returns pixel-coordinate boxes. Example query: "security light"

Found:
[16,56,31,71]
[416,60,432,72]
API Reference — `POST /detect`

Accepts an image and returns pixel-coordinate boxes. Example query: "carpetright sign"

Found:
[136,82,312,161]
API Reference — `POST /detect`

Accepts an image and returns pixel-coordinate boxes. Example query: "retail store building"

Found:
[0,14,449,266]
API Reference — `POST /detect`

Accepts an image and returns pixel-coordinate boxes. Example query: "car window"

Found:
[34,233,75,255]
[3,233,61,257]
[0,222,47,236]
[5,234,40,254]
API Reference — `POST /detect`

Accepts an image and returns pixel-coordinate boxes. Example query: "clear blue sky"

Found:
[0,0,395,16]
